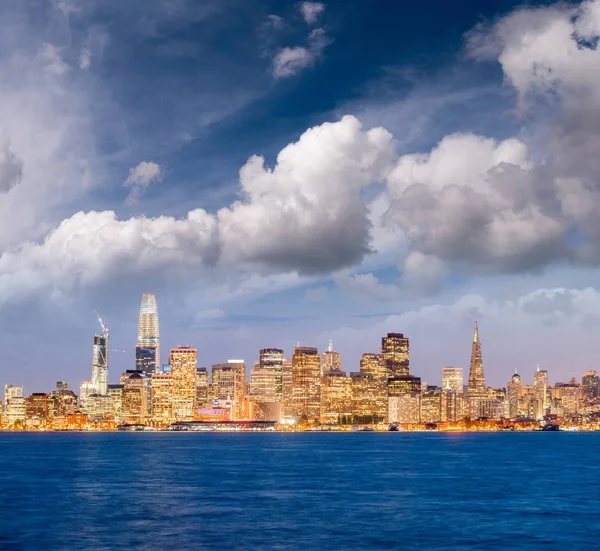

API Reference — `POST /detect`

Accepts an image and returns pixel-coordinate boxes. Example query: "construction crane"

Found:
[94,310,109,337]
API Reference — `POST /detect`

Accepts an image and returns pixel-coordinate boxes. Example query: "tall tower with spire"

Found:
[321,340,341,375]
[137,293,160,373]
[467,321,486,396]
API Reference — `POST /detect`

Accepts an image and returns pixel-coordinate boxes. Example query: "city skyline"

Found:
[1,0,600,393]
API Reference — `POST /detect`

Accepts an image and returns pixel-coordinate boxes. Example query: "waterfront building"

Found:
[320,370,352,424]
[582,371,600,403]
[388,393,420,424]
[120,370,148,424]
[259,348,284,401]
[79,380,97,413]
[138,293,160,371]
[360,353,387,381]
[281,360,294,419]
[49,388,78,419]
[92,333,109,396]
[212,360,246,420]
[321,341,341,375]
[382,333,409,377]
[25,393,49,424]
[107,384,124,422]
[507,372,523,418]
[170,347,197,421]
[196,367,210,407]
[151,373,173,423]
[534,365,548,414]
[442,367,464,395]
[440,387,457,422]
[467,321,485,397]
[551,381,580,416]
[350,372,387,423]
[421,387,442,423]
[291,346,321,423]
[249,368,278,403]
[86,394,113,421]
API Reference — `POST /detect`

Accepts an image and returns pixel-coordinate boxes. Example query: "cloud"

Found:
[272,47,314,78]
[334,271,402,302]
[305,286,328,303]
[0,138,23,193]
[123,161,162,204]
[0,116,395,302]
[40,43,69,76]
[79,48,91,69]
[401,252,446,294]
[299,2,325,25]
[385,132,565,274]
[265,15,284,30]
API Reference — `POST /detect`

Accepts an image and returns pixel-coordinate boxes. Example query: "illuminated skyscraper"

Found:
[135,346,157,378]
[92,334,109,396]
[196,367,210,407]
[467,321,486,396]
[212,360,246,420]
[321,341,341,375]
[534,365,548,414]
[259,348,284,401]
[281,360,294,419]
[138,293,160,372]
[507,371,522,418]
[320,371,352,424]
[442,367,464,395]
[360,353,387,381]
[350,372,387,424]
[151,373,173,424]
[249,368,278,403]
[382,333,409,377]
[170,347,197,420]
[120,370,148,424]
[291,346,321,422]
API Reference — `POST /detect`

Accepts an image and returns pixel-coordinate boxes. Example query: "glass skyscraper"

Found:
[138,293,160,373]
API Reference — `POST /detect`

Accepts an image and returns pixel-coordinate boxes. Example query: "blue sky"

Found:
[1,0,600,394]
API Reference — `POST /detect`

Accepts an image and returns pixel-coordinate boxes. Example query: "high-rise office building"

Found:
[534,365,548,414]
[92,334,109,396]
[382,333,409,377]
[120,370,148,424]
[291,346,321,422]
[196,367,210,407]
[321,341,341,375]
[212,360,246,420]
[249,368,278,403]
[138,293,160,372]
[281,360,294,419]
[421,387,442,423]
[389,393,420,424]
[151,373,173,423]
[582,371,600,402]
[360,353,387,381]
[3,385,25,424]
[259,348,284,401]
[320,371,352,424]
[79,380,97,413]
[170,347,197,421]
[440,387,457,422]
[135,346,157,378]
[442,367,464,394]
[507,371,522,418]
[467,321,486,396]
[350,372,387,424]
[107,384,124,422]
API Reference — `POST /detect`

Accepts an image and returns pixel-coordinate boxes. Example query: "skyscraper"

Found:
[507,371,522,418]
[442,367,464,394]
[321,341,341,374]
[467,321,485,396]
[291,346,321,423]
[170,347,197,421]
[92,334,109,396]
[259,348,284,401]
[138,293,160,372]
[212,360,246,420]
[534,365,548,414]
[382,333,409,377]
[360,353,387,381]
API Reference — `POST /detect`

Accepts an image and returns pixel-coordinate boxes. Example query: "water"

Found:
[1,432,599,550]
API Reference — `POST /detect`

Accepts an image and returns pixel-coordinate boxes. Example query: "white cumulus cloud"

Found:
[124,161,162,204]
[299,2,325,25]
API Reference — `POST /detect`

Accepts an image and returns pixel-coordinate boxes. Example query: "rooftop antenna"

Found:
[328,340,333,352]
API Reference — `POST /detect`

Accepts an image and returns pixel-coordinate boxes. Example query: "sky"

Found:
[1,0,600,394]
